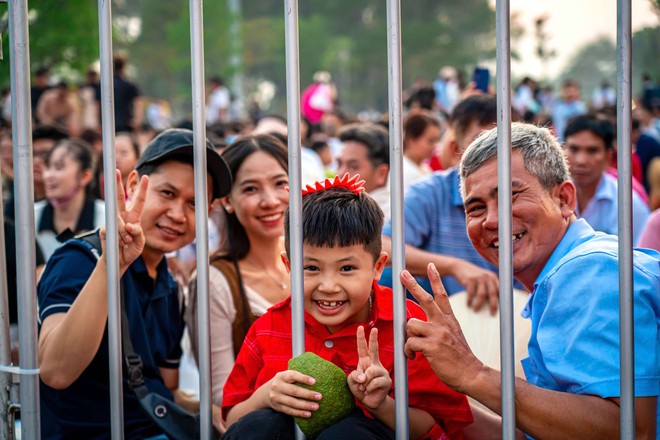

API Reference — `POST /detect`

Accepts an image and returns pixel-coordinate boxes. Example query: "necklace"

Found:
[268,274,288,290]
[243,263,289,290]
[257,267,288,290]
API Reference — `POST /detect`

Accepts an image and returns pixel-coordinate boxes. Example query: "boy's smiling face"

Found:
[284,243,387,333]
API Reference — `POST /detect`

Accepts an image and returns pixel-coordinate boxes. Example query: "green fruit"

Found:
[288,352,355,439]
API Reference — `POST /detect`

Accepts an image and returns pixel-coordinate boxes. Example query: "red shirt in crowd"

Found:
[222,282,473,439]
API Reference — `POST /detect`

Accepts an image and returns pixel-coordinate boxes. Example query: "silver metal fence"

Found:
[384,0,410,437]
[0,1,639,439]
[97,1,124,439]
[616,0,635,438]
[7,0,40,438]
[189,0,214,437]
[495,1,516,438]
[283,2,305,438]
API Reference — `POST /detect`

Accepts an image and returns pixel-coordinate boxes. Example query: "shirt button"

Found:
[324,340,334,349]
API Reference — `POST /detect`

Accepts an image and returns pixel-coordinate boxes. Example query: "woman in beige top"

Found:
[189,134,290,408]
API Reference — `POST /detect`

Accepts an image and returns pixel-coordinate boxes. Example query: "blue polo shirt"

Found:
[521,219,660,438]
[37,237,184,440]
[575,172,649,245]
[382,167,513,294]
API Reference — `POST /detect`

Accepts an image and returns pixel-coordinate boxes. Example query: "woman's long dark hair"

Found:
[219,134,288,261]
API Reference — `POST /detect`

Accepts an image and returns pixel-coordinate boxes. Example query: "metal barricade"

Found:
[189,0,214,437]
[7,1,40,439]
[384,0,410,437]
[0,1,639,439]
[97,1,124,438]
[495,1,516,438]
[617,0,635,437]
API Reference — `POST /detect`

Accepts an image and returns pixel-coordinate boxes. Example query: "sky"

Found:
[489,0,659,79]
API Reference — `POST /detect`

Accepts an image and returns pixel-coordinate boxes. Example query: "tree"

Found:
[0,0,99,88]
[632,25,660,94]
[1,0,512,117]
[560,37,617,99]
[561,24,660,102]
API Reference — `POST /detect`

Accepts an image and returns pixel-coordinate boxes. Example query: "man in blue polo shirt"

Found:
[563,114,649,244]
[37,129,232,439]
[404,123,659,438]
[382,95,504,314]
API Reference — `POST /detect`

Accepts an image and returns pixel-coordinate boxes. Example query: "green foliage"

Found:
[16,0,96,79]
[0,1,98,88]
[632,25,660,93]
[0,0,507,117]
[129,0,501,116]
[560,37,617,96]
[561,25,660,101]
[288,352,355,440]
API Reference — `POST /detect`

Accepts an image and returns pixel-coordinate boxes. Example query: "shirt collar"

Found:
[76,197,98,231]
[127,255,173,300]
[449,168,464,207]
[594,172,616,202]
[532,219,595,290]
[38,197,98,236]
[37,202,55,233]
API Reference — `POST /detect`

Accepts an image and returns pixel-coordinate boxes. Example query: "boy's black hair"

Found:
[284,186,384,262]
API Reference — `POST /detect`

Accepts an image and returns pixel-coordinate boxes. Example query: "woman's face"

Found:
[226,150,289,242]
[115,135,138,182]
[43,146,90,200]
[408,124,441,160]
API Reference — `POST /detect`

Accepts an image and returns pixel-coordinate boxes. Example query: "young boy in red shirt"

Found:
[221,175,473,439]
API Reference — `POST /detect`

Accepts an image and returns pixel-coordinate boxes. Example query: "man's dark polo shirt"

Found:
[37,237,183,439]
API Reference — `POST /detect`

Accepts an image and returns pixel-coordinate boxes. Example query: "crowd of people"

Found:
[0,59,659,439]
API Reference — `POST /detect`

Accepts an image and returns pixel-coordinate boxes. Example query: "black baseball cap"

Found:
[136,128,232,200]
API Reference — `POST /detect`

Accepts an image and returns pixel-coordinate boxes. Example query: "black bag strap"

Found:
[120,283,152,398]
[78,231,212,440]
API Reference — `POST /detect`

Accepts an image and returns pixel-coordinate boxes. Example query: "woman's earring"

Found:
[224,205,234,214]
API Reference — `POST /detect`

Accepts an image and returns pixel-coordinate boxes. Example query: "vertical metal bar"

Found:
[7,0,40,438]
[385,0,409,438]
[495,0,516,438]
[0,165,12,439]
[283,1,304,438]
[283,0,303,359]
[189,0,213,438]
[97,1,124,438]
[616,0,634,438]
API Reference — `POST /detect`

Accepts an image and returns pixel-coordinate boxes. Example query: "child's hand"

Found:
[264,370,322,419]
[348,326,392,411]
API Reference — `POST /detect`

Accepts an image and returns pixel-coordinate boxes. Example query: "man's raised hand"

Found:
[402,263,484,394]
[99,170,149,272]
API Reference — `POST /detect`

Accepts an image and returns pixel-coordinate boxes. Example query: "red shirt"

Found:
[222,282,473,439]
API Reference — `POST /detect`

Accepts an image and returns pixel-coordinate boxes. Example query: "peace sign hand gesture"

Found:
[403,263,484,394]
[347,326,392,411]
[99,170,149,274]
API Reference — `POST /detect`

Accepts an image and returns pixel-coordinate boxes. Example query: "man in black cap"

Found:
[37,128,231,439]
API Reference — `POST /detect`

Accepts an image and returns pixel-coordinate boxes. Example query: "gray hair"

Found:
[459,122,570,199]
